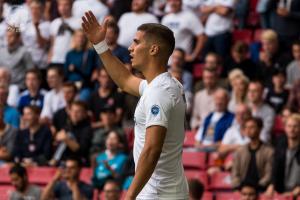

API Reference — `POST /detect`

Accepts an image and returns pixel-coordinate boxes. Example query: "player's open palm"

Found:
[81,11,108,45]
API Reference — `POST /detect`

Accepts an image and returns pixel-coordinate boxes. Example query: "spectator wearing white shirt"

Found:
[40,66,66,124]
[72,0,109,23]
[201,0,235,59]
[49,0,81,65]
[247,81,275,143]
[117,0,158,48]
[22,0,50,69]
[0,0,6,49]
[162,0,205,62]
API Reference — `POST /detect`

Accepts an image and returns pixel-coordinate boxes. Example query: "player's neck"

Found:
[142,60,168,83]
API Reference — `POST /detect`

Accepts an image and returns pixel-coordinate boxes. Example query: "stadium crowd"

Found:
[0,0,299,199]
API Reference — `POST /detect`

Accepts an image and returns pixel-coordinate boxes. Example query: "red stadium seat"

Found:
[208,172,232,190]
[259,194,293,200]
[232,29,253,44]
[0,186,14,200]
[254,29,263,42]
[124,127,134,150]
[0,167,11,184]
[247,12,260,27]
[272,115,285,137]
[93,189,99,200]
[80,168,93,184]
[193,63,204,79]
[27,167,56,185]
[184,170,208,188]
[215,192,240,200]
[183,130,196,147]
[182,151,207,170]
[250,0,258,11]
[202,192,213,200]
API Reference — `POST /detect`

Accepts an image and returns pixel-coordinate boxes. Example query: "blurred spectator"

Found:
[258,30,291,87]
[90,105,125,154]
[265,114,300,197]
[256,0,272,29]
[203,52,222,75]
[0,68,19,108]
[0,0,6,49]
[235,0,249,29]
[89,68,124,129]
[41,157,94,200]
[0,105,17,164]
[240,182,259,200]
[22,0,50,70]
[224,41,259,80]
[201,0,235,59]
[117,0,158,48]
[286,40,300,87]
[18,69,46,114]
[52,82,77,133]
[72,0,109,23]
[269,0,300,50]
[231,117,273,190]
[49,0,81,64]
[64,29,99,101]
[105,22,131,70]
[228,70,249,112]
[52,101,92,166]
[0,30,34,89]
[190,68,218,130]
[92,130,127,189]
[40,66,66,124]
[162,0,205,62]
[219,103,251,157]
[287,79,300,112]
[195,88,234,149]
[265,69,289,114]
[9,164,42,200]
[103,179,122,200]
[13,105,52,166]
[188,179,204,200]
[247,81,275,143]
[0,82,20,128]
[106,0,132,21]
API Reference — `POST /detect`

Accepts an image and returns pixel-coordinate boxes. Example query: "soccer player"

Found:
[82,11,188,200]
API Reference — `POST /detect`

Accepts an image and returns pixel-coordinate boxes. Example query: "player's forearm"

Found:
[126,147,162,198]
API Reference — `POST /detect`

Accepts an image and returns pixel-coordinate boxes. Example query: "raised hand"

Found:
[81,11,108,45]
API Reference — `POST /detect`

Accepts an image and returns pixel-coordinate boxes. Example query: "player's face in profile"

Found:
[128,31,150,70]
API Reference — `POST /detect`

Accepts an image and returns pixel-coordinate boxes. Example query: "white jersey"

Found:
[134,72,189,200]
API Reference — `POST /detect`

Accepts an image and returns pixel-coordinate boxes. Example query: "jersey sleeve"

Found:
[144,88,174,129]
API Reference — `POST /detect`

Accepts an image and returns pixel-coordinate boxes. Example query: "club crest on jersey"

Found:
[151,105,160,116]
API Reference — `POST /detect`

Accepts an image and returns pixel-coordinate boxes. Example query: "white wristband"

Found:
[93,40,109,54]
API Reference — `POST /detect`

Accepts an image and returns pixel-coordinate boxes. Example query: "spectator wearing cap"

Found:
[265,69,289,114]
[265,114,300,197]
[48,0,81,65]
[117,0,158,48]
[90,104,125,155]
[195,88,234,150]
[231,117,274,191]
[52,82,77,133]
[89,68,124,129]
[247,81,275,143]
[9,164,42,200]
[13,105,53,166]
[92,130,127,189]
[162,0,205,62]
[52,101,92,166]
[286,40,300,88]
[42,156,94,200]
[0,29,34,90]
[18,69,47,114]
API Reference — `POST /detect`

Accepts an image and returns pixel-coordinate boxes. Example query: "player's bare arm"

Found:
[81,11,142,97]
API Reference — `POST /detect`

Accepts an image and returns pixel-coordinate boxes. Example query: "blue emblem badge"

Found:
[151,105,160,115]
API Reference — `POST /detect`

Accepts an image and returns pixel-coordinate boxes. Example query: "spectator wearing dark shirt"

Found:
[52,101,92,166]
[231,117,274,191]
[52,82,77,133]
[265,69,289,114]
[287,79,300,113]
[65,29,99,101]
[41,157,93,200]
[265,114,300,197]
[18,69,46,114]
[13,105,52,166]
[89,68,124,129]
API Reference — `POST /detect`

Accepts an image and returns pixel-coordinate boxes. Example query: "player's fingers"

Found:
[88,10,98,24]
[81,22,88,32]
[82,15,90,28]
[86,11,94,25]
[102,18,109,32]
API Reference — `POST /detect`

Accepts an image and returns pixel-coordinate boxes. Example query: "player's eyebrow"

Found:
[133,38,140,44]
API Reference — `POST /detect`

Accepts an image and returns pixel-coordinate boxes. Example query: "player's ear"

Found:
[149,44,159,56]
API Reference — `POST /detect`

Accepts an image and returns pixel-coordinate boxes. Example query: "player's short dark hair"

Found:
[245,117,264,130]
[107,22,120,35]
[26,68,42,81]
[9,164,27,178]
[137,23,175,58]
